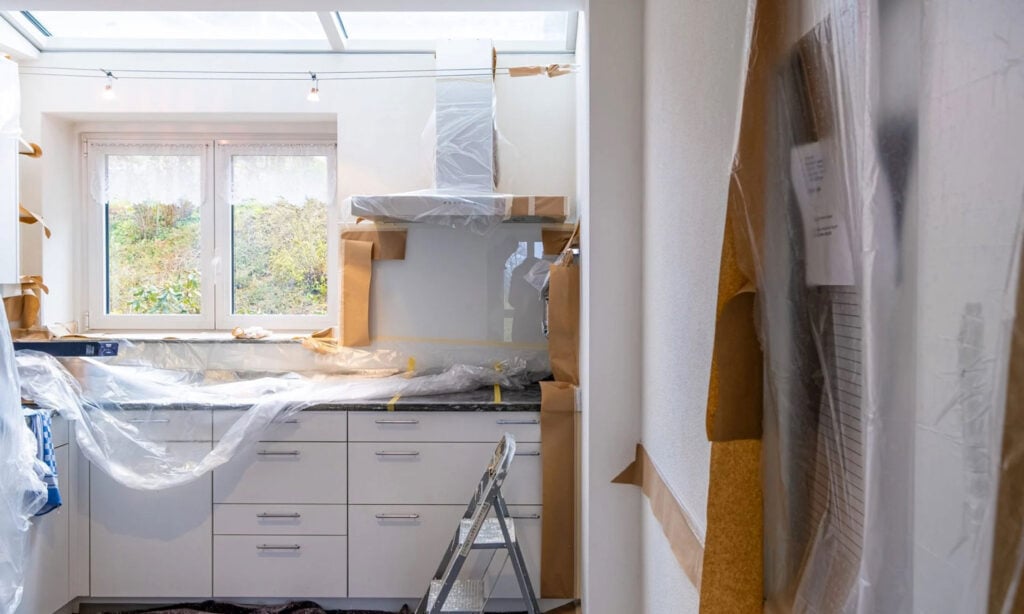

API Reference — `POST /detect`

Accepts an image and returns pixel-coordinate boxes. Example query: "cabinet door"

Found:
[348,504,542,601]
[0,137,18,284]
[17,446,70,614]
[90,442,212,598]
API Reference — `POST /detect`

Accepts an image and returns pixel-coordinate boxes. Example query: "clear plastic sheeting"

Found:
[739,0,1024,613]
[16,351,530,491]
[0,313,47,613]
[346,39,568,235]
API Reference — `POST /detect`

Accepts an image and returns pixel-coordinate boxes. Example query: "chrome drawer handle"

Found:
[257,544,301,551]
[518,451,541,456]
[257,512,301,519]
[496,419,539,425]
[375,451,420,456]
[257,450,300,456]
[273,419,300,424]
[511,513,541,520]
[128,418,171,424]
[375,419,420,424]
[375,513,420,520]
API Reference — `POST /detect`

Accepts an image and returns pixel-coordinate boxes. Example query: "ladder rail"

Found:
[417,433,540,614]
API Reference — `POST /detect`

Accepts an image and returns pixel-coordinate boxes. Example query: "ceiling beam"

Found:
[316,11,345,51]
[0,0,584,10]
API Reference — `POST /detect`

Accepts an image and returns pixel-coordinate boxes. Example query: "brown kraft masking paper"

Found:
[698,0,790,611]
[548,253,580,385]
[340,239,373,347]
[613,444,705,588]
[988,240,1024,612]
[340,227,408,260]
[540,381,577,598]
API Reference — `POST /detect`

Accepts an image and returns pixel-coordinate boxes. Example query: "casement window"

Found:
[84,136,336,331]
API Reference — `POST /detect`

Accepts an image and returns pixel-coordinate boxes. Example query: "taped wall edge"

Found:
[613,444,704,589]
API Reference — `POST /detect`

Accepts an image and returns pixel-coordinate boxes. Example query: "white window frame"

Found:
[84,137,216,331]
[213,137,337,331]
[83,134,337,332]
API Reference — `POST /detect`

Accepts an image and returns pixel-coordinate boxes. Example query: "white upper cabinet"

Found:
[0,57,19,285]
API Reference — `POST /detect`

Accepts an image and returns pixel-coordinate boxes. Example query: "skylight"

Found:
[28,11,326,40]
[2,10,578,53]
[338,12,572,51]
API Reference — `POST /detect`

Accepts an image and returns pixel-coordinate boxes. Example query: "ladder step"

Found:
[459,517,516,549]
[427,578,486,612]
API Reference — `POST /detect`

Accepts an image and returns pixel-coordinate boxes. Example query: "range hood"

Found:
[348,40,567,228]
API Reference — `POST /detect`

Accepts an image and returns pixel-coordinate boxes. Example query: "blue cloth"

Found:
[24,409,62,516]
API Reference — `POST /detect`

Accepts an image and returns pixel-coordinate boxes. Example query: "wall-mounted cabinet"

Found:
[0,57,20,286]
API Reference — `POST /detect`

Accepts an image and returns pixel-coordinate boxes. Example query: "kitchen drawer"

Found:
[214,442,347,504]
[213,410,347,442]
[349,442,541,505]
[348,505,541,599]
[214,535,347,598]
[214,504,346,536]
[117,409,212,442]
[349,411,540,443]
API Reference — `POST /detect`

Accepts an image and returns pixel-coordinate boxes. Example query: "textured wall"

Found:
[641,0,752,611]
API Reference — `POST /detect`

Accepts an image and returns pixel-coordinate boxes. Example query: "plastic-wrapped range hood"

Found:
[349,40,567,227]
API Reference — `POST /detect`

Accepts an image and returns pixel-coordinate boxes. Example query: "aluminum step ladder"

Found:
[416,433,541,614]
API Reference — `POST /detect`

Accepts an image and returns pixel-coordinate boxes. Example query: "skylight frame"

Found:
[2,10,335,52]
[335,10,578,53]
[1,10,579,54]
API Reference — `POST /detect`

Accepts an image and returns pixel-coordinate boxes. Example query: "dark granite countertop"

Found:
[111,384,541,412]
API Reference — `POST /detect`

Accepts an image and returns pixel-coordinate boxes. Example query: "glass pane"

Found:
[339,11,568,42]
[105,154,202,315]
[231,155,329,316]
[29,11,325,40]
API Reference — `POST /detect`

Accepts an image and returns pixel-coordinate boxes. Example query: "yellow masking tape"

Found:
[493,384,502,404]
[387,394,401,411]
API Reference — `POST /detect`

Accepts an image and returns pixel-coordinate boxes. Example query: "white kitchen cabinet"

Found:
[349,411,540,443]
[17,446,70,614]
[213,442,347,504]
[214,535,347,599]
[349,441,542,505]
[0,57,20,286]
[348,504,542,600]
[213,410,347,442]
[90,441,212,598]
[213,504,347,536]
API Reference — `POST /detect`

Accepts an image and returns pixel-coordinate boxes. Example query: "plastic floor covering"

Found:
[109,601,531,614]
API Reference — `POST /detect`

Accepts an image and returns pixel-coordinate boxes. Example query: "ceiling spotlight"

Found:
[101,69,116,100]
[307,71,320,103]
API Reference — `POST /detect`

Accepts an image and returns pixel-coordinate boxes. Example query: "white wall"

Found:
[578,1,644,613]
[16,51,575,368]
[641,0,751,611]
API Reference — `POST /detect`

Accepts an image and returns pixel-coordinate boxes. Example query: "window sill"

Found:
[72,331,317,343]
